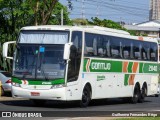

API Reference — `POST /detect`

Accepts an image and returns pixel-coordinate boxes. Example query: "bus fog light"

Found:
[51,84,65,89]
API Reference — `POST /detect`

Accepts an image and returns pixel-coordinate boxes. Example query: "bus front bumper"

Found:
[12,86,67,100]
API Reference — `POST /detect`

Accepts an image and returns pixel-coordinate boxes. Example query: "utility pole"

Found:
[61,9,63,26]
[81,0,85,19]
[96,5,99,18]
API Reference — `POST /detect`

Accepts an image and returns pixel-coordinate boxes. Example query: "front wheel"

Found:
[131,85,140,104]
[80,86,91,107]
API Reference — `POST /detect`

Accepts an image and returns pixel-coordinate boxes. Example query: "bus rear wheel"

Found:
[138,85,147,103]
[80,86,91,107]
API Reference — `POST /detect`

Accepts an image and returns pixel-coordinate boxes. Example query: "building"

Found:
[124,20,160,38]
[124,0,160,38]
[149,0,160,20]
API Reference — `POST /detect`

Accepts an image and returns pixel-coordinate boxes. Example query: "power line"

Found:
[75,0,148,17]
[65,0,149,23]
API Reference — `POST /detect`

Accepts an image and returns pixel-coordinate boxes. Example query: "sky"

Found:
[59,0,149,24]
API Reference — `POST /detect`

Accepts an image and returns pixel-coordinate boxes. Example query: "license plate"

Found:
[31,92,40,96]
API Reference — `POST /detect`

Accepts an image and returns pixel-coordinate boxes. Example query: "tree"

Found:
[72,18,88,25]
[88,17,127,31]
[27,0,75,25]
[27,0,58,25]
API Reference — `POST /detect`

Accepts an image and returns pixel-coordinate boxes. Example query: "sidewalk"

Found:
[0,96,28,101]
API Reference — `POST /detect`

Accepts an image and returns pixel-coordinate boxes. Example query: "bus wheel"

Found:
[155,94,159,97]
[138,86,147,103]
[31,99,46,107]
[131,85,140,104]
[80,86,91,107]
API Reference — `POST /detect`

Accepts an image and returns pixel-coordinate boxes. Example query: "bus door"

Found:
[66,31,82,100]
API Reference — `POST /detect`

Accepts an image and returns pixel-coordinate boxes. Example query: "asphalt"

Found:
[0,96,160,120]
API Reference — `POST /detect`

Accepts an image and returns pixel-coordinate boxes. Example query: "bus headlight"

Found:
[12,82,21,87]
[51,84,65,89]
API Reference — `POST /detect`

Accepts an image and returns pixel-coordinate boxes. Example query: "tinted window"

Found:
[84,32,158,61]
[142,42,150,60]
[97,35,111,57]
[123,39,131,59]
[150,43,158,61]
[85,33,97,56]
[110,37,122,58]
[133,41,142,60]
[67,31,82,82]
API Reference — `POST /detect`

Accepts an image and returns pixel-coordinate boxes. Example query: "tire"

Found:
[155,94,159,97]
[31,99,46,107]
[138,86,147,103]
[131,85,140,104]
[80,86,91,107]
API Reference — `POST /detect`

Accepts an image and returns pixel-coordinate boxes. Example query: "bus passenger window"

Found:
[110,37,121,58]
[123,50,129,59]
[142,52,147,60]
[85,33,97,57]
[134,52,141,59]
[111,49,119,57]
[151,52,156,59]
[133,41,142,60]
[147,48,150,60]
[123,39,131,59]
[93,38,97,56]
[98,48,104,57]
[150,43,157,61]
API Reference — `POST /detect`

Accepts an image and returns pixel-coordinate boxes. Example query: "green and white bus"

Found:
[3,25,159,107]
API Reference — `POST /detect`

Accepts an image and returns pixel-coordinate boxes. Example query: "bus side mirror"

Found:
[3,41,16,60]
[63,42,73,60]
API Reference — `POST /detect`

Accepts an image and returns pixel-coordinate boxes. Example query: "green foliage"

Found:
[72,18,88,25]
[88,17,127,31]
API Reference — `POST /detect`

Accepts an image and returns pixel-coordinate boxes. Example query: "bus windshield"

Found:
[13,31,69,80]
[13,44,66,80]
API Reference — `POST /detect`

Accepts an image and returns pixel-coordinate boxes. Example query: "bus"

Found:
[3,25,159,107]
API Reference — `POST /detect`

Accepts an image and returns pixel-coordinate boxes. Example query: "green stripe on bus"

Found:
[12,77,65,85]
[128,62,133,73]
[142,63,158,73]
[139,63,144,73]
[83,58,158,74]
[83,59,88,72]
[124,74,130,86]
[84,59,122,72]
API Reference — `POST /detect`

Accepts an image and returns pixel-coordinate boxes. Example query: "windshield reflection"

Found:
[13,44,66,80]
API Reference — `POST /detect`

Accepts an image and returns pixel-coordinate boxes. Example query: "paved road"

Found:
[0,95,159,118]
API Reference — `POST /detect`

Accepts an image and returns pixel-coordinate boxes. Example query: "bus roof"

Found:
[21,25,158,43]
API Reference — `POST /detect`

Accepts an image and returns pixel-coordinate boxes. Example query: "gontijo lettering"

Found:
[91,62,111,70]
